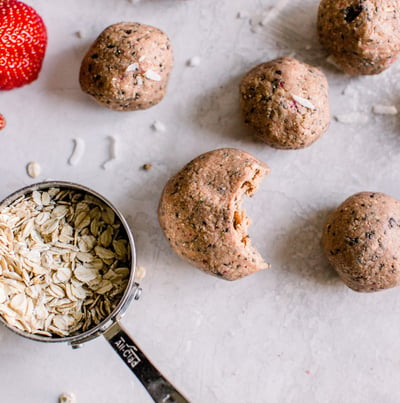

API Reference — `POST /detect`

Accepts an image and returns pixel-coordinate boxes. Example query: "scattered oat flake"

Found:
[144,69,161,81]
[334,112,369,125]
[59,392,77,403]
[292,95,316,110]
[101,136,117,170]
[0,113,6,130]
[236,10,249,19]
[372,104,398,115]
[135,265,146,281]
[68,138,85,166]
[253,2,289,27]
[151,120,166,132]
[26,161,41,179]
[187,56,201,67]
[142,163,152,171]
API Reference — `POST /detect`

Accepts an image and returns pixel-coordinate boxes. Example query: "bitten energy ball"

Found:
[158,148,270,281]
[318,0,400,75]
[240,57,330,150]
[79,22,173,111]
[321,192,400,292]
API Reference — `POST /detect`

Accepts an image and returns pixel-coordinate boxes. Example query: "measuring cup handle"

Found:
[104,322,190,403]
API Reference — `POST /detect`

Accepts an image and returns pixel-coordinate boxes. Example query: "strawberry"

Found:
[0,0,47,90]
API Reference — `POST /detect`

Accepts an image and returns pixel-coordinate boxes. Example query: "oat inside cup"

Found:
[0,186,131,337]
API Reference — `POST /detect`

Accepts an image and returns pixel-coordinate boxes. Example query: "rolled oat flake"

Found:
[26,161,41,178]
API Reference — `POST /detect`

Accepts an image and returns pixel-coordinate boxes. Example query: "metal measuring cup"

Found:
[0,181,189,403]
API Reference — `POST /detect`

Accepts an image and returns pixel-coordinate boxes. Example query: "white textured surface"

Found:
[1,0,400,402]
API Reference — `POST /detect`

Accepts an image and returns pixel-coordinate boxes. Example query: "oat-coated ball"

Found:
[240,57,330,150]
[79,22,173,111]
[321,192,400,292]
[318,0,400,75]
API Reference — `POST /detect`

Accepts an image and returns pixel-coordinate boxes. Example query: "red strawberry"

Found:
[0,0,47,90]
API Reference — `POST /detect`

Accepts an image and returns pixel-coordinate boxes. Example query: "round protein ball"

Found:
[318,0,400,75]
[158,148,270,281]
[79,22,173,111]
[240,57,330,150]
[321,192,400,292]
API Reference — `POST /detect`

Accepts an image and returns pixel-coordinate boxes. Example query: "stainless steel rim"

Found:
[0,180,137,344]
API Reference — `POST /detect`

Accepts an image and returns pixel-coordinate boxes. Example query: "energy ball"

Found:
[240,57,330,150]
[318,0,400,75]
[321,192,400,292]
[158,148,270,281]
[79,22,173,111]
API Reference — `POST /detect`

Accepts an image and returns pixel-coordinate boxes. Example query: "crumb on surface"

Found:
[151,120,167,132]
[26,161,41,179]
[101,136,117,170]
[134,265,146,280]
[59,392,76,403]
[187,56,201,67]
[236,10,249,19]
[68,138,85,166]
[372,104,398,115]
